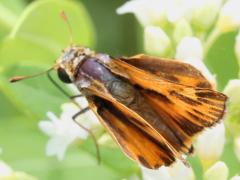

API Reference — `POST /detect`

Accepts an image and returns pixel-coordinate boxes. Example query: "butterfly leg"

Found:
[72,107,101,165]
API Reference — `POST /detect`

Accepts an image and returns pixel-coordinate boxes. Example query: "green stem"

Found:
[204,28,221,57]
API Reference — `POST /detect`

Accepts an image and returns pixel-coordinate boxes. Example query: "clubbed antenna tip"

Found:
[60,10,73,44]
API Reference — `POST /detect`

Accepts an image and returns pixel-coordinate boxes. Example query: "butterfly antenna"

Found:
[60,10,73,44]
[9,67,54,83]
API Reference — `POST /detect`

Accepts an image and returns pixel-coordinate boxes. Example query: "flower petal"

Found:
[144,26,171,56]
[46,137,70,161]
[38,121,55,137]
[117,0,167,26]
[195,123,225,168]
[176,36,216,84]
[0,161,13,176]
[234,137,240,162]
[203,161,229,180]
[217,0,240,32]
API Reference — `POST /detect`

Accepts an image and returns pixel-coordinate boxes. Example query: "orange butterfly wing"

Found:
[87,96,176,169]
[120,54,213,89]
[106,57,227,153]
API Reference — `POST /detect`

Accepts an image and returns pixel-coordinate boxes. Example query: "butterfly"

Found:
[10,12,227,169]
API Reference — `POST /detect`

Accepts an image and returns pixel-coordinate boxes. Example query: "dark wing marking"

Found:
[88,97,176,169]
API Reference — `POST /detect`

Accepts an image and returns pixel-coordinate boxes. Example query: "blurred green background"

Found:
[0,0,239,180]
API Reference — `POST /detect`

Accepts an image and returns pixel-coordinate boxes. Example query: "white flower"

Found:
[144,26,171,56]
[203,161,229,180]
[39,102,99,160]
[217,0,240,32]
[117,0,167,26]
[191,0,223,30]
[165,0,195,23]
[141,160,195,180]
[224,79,240,104]
[176,36,216,85]
[231,175,240,180]
[223,79,240,136]
[176,36,203,64]
[234,137,240,162]
[195,123,225,168]
[0,161,12,177]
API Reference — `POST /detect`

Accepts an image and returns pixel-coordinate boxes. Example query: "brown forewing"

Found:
[87,96,176,169]
[120,54,213,89]
[81,80,183,159]
[107,58,227,130]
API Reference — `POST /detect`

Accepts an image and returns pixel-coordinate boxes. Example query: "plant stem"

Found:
[204,28,221,57]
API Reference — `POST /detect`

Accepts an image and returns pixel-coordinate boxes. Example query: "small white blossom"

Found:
[176,36,203,63]
[39,102,99,160]
[165,0,195,23]
[141,160,195,180]
[116,0,167,26]
[231,175,240,180]
[144,26,171,56]
[224,79,240,103]
[234,137,240,162]
[191,0,223,30]
[223,79,240,136]
[217,0,240,32]
[195,123,225,168]
[176,36,216,85]
[203,161,229,180]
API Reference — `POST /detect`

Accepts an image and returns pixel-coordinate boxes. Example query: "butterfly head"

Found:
[56,46,94,83]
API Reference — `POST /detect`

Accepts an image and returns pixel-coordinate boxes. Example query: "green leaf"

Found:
[0,0,95,67]
[0,65,68,119]
[0,0,26,40]
[205,32,239,90]
[0,0,25,30]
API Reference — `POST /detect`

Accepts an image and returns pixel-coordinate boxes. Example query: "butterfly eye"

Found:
[57,68,72,83]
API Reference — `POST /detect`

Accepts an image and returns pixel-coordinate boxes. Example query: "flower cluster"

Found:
[117,0,240,179]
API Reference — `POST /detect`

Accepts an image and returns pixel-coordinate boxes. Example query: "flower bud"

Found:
[234,137,240,162]
[223,79,240,136]
[176,37,216,85]
[117,0,167,27]
[141,160,194,180]
[195,123,225,168]
[217,0,240,33]
[231,175,240,180]
[203,161,229,180]
[144,26,171,56]
[191,0,222,31]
